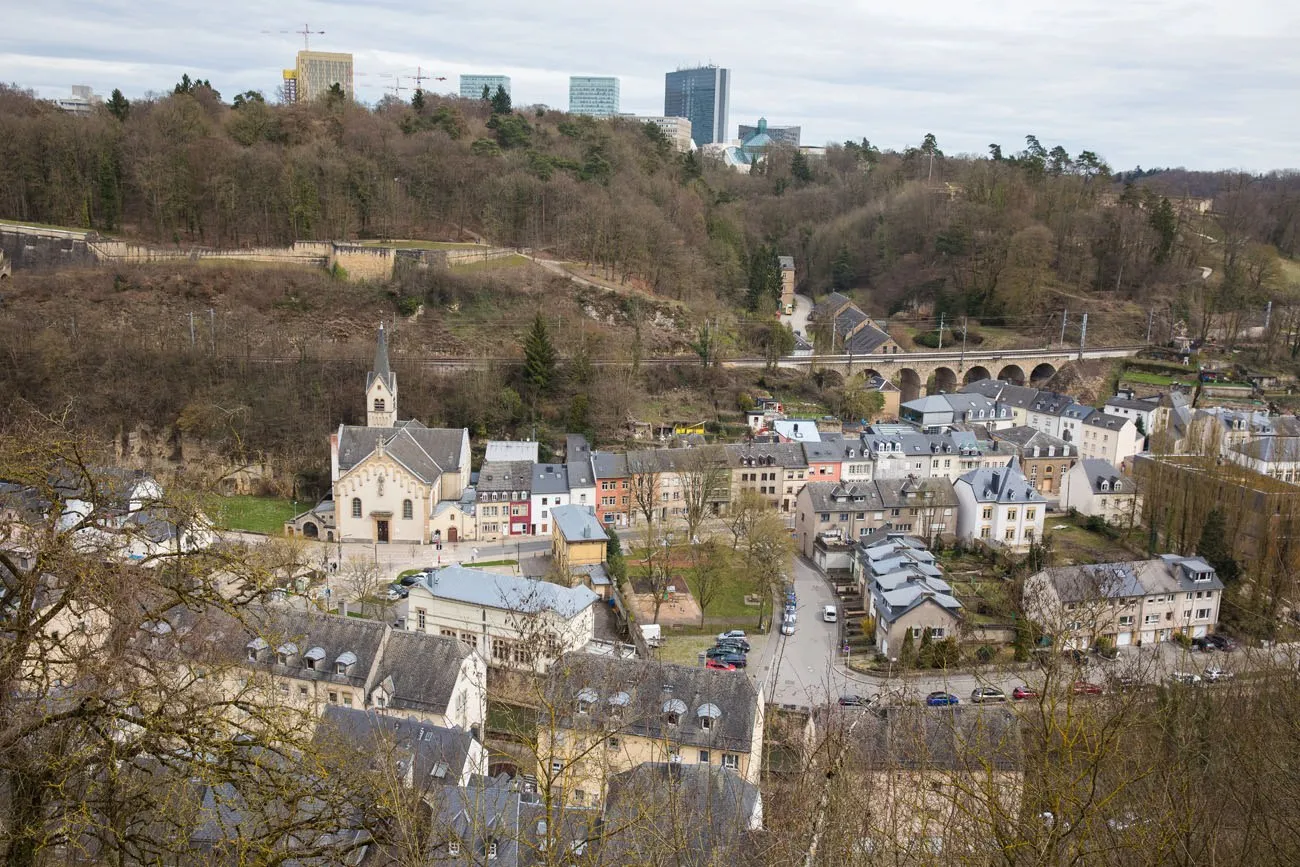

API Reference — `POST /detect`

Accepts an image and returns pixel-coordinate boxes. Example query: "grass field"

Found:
[358,239,482,250]
[657,635,716,666]
[207,495,298,535]
[1121,371,1196,387]
[449,254,531,271]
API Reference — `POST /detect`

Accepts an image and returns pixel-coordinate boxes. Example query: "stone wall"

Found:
[328,244,396,281]
[0,225,98,271]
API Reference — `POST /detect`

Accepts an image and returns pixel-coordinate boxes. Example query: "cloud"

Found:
[4,0,1296,170]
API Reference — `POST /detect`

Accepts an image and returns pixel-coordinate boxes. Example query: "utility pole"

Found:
[960,315,968,371]
[1079,313,1088,357]
[937,312,945,350]
[1146,308,1154,344]
[1264,300,1273,330]
[209,308,216,355]
[1060,309,1068,346]
[189,312,196,348]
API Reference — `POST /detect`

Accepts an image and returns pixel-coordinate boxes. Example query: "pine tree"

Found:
[1150,197,1178,263]
[523,314,557,396]
[1196,508,1240,584]
[899,629,917,669]
[106,88,130,121]
[791,150,813,183]
[490,85,512,115]
[745,246,781,313]
[411,88,425,111]
[918,627,935,668]
[831,245,853,291]
[481,84,491,101]
[682,150,702,182]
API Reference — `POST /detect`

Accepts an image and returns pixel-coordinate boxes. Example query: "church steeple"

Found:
[366,323,397,428]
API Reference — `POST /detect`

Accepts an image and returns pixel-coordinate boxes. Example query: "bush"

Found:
[1171,631,1192,648]
[975,644,996,664]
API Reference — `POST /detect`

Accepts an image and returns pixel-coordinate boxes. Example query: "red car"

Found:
[706,659,736,671]
[1072,681,1104,695]
[1012,686,1038,700]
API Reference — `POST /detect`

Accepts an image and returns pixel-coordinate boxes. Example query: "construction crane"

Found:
[261,23,326,51]
[410,66,447,90]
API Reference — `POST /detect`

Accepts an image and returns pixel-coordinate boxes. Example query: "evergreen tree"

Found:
[606,527,627,581]
[1196,508,1240,584]
[481,84,491,101]
[790,150,813,183]
[831,245,853,291]
[106,88,130,121]
[1150,197,1178,263]
[490,84,512,115]
[899,629,917,668]
[174,73,193,94]
[918,627,935,667]
[523,314,557,396]
[411,88,425,111]
[682,150,703,182]
[745,245,781,313]
[325,83,346,105]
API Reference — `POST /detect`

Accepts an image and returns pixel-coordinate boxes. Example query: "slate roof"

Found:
[415,566,599,619]
[845,706,1023,773]
[551,505,606,541]
[874,476,959,510]
[802,441,845,463]
[366,323,395,393]
[477,461,535,495]
[1034,555,1223,604]
[372,630,473,716]
[725,442,808,469]
[1074,459,1136,494]
[433,779,525,867]
[336,421,465,485]
[531,464,569,495]
[778,255,794,270]
[238,607,388,691]
[316,705,477,785]
[842,321,895,354]
[772,419,821,442]
[956,458,1045,503]
[991,426,1074,456]
[1232,436,1300,463]
[591,451,629,479]
[484,440,540,463]
[960,379,1041,409]
[1105,395,1159,413]
[800,481,883,512]
[546,653,760,754]
[1028,391,1075,416]
[1084,412,1131,431]
[812,291,855,322]
[1060,404,1096,423]
[604,764,760,860]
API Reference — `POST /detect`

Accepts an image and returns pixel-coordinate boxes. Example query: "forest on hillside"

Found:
[2,80,1299,330]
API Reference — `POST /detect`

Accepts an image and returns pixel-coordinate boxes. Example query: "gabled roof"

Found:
[1074,459,1137,494]
[604,764,760,859]
[1034,555,1223,603]
[724,442,808,469]
[874,476,959,509]
[1084,412,1132,431]
[477,461,535,494]
[316,705,476,785]
[336,422,466,485]
[531,464,569,495]
[956,458,1045,504]
[800,480,883,512]
[960,379,1041,409]
[372,630,473,715]
[1232,436,1300,463]
[812,291,855,322]
[591,451,629,479]
[414,566,598,619]
[484,440,540,463]
[551,505,606,542]
[845,706,1023,773]
[1028,392,1074,416]
[842,321,894,354]
[991,426,1073,456]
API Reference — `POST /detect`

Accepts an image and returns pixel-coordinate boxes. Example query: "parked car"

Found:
[717,630,747,643]
[717,653,747,669]
[971,687,1007,703]
[926,691,960,707]
[780,622,795,636]
[716,637,751,653]
[782,609,796,624]
[1190,636,1217,652]
[385,583,409,600]
[1071,681,1104,695]
[838,694,869,707]
[1171,671,1203,685]
[823,605,838,623]
[1204,666,1234,683]
[705,646,738,660]
[1012,685,1039,701]
[705,659,736,671]
[1207,634,1238,652]
[398,572,425,587]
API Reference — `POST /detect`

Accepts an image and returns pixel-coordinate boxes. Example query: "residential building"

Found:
[475,460,533,539]
[530,463,570,536]
[830,706,1023,858]
[603,763,763,860]
[738,120,801,147]
[568,76,620,117]
[664,65,730,145]
[1149,389,1193,451]
[293,50,354,102]
[960,380,1041,426]
[865,374,902,419]
[551,505,612,597]
[1024,554,1224,647]
[321,326,471,544]
[988,426,1077,496]
[1187,407,1290,456]
[725,442,808,513]
[484,440,539,463]
[315,705,488,789]
[459,74,511,100]
[954,458,1047,551]
[874,475,959,541]
[232,606,486,732]
[802,440,844,484]
[1080,412,1141,468]
[565,434,597,508]
[1062,459,1140,526]
[1228,436,1300,483]
[1104,389,1161,434]
[795,480,887,563]
[1024,391,1076,439]
[1057,403,1095,446]
[538,653,765,806]
[397,566,599,672]
[778,254,796,313]
[901,394,1015,433]
[772,419,821,443]
[855,535,963,656]
[811,292,901,355]
[52,84,101,116]
[592,451,631,528]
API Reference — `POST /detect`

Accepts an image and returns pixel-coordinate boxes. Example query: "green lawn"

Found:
[1121,371,1195,386]
[208,495,300,535]
[658,635,716,666]
[449,254,531,271]
[359,239,483,250]
[462,559,518,569]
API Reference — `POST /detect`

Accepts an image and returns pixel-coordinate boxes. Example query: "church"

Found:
[288,325,473,545]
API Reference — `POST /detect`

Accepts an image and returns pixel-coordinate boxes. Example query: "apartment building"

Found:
[954,458,1047,552]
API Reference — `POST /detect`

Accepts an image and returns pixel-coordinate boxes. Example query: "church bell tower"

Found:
[366,323,397,428]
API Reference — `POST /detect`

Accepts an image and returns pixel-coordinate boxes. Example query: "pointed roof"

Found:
[367,323,395,392]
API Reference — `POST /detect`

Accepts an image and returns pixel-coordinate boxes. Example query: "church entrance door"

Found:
[377,520,390,543]
[448,527,458,543]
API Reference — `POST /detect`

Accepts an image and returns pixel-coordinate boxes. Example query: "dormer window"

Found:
[335,651,358,675]
[487,839,498,860]
[245,637,268,662]
[697,703,721,730]
[663,698,686,726]
[576,687,598,715]
[1100,480,1109,491]
[304,646,325,670]
[276,643,297,666]
[448,840,461,856]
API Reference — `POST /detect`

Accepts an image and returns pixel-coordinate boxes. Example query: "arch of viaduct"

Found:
[768,347,1143,403]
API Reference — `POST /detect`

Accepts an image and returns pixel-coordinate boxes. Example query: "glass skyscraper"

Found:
[568,76,620,117]
[459,75,511,100]
[664,65,730,146]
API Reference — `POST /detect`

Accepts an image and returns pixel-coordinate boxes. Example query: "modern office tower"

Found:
[293,50,354,102]
[568,76,620,117]
[460,75,512,100]
[739,121,801,147]
[664,65,730,146]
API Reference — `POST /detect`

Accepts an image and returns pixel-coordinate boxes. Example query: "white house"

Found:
[1227,436,1300,484]
[1062,459,1139,527]
[1024,392,1076,439]
[56,469,214,562]
[953,458,1047,552]
[530,463,570,536]
[1079,412,1141,469]
[1103,390,1160,434]
[396,566,600,672]
[565,434,597,509]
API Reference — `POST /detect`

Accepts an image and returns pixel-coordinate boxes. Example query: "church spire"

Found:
[366,323,397,428]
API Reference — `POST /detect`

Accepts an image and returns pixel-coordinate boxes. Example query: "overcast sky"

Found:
[4,0,1297,171]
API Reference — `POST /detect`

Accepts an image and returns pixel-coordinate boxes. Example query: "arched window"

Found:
[352,498,362,518]
[373,398,385,412]
[402,499,413,520]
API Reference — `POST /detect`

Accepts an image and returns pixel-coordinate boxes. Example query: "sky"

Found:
[3,0,1298,172]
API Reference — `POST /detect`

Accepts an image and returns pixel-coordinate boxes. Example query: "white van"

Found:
[823,605,838,623]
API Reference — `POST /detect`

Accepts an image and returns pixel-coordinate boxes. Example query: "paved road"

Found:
[779,293,813,341]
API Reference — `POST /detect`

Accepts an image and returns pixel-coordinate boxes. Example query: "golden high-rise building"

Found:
[292,50,353,102]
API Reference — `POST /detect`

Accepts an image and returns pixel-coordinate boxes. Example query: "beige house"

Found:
[795,481,887,561]
[954,459,1047,552]
[551,504,608,572]
[1024,554,1224,648]
[778,254,796,314]
[988,426,1077,496]
[1062,459,1139,527]
[726,442,809,513]
[397,566,599,672]
[857,536,962,657]
[538,653,765,808]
